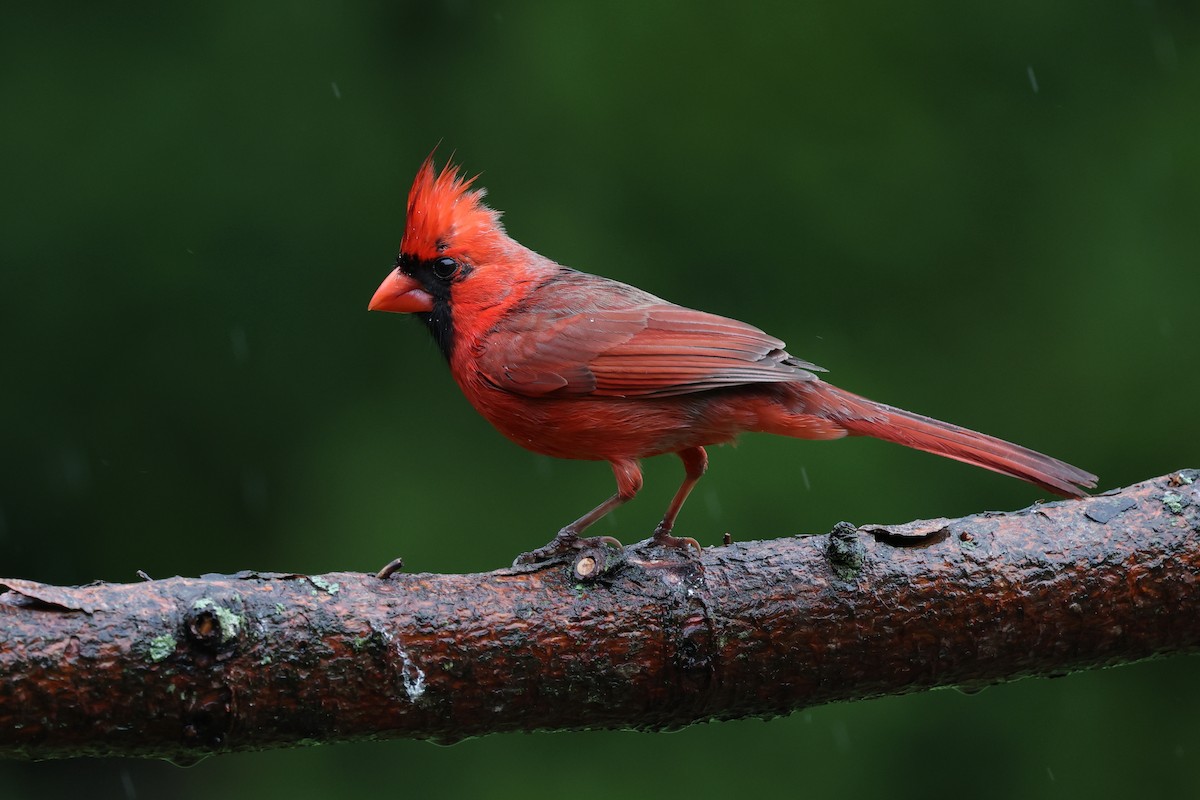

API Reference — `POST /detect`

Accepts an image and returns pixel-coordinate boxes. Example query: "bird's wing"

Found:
[477,280,824,399]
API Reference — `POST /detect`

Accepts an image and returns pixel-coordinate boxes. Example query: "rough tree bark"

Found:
[1,469,1196,762]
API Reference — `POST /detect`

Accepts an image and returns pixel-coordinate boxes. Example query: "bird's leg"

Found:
[513,494,626,565]
[513,459,642,565]
[651,446,708,555]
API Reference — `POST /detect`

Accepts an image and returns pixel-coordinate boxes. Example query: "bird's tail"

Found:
[799,382,1097,497]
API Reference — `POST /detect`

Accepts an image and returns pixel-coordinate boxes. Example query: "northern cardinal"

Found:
[369,157,1096,564]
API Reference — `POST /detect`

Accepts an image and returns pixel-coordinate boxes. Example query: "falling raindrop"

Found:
[704,489,722,519]
[1026,65,1039,94]
[59,445,91,494]
[1152,29,1178,70]
[801,466,811,491]
[831,720,850,753]
[120,768,137,799]
[240,467,269,517]
[331,81,342,100]
[230,325,249,364]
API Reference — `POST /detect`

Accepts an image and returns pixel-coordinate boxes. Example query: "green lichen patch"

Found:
[1162,491,1186,514]
[308,576,341,595]
[147,634,177,662]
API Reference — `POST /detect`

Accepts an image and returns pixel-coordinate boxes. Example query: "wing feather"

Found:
[477,271,823,398]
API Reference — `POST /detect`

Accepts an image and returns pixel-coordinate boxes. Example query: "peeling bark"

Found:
[1,470,1197,762]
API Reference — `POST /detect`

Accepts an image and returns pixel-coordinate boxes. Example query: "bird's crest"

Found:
[402,155,503,261]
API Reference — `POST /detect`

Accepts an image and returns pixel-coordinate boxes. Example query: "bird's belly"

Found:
[462,383,777,461]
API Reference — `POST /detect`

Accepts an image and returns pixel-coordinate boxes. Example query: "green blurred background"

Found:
[3,1,1198,798]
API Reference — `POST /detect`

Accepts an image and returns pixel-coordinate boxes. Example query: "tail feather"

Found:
[809,384,1097,497]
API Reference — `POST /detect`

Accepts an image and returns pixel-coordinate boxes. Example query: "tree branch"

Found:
[2,469,1197,762]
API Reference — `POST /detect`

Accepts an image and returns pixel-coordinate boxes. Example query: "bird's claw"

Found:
[513,532,624,566]
[651,528,703,557]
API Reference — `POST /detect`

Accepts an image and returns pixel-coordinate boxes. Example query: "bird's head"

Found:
[369,156,520,358]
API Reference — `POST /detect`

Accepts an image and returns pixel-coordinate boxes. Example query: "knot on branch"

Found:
[186,596,246,659]
[573,544,626,582]
[826,521,865,581]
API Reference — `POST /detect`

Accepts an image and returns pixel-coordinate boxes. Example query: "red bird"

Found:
[369,157,1096,563]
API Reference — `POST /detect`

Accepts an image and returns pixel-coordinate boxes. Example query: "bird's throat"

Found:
[417,300,455,362]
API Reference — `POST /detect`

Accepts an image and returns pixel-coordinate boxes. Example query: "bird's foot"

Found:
[651,525,703,557]
[512,530,624,567]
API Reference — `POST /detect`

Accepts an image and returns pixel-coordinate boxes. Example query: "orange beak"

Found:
[368,269,435,313]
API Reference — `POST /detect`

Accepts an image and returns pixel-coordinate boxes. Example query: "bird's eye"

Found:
[432,256,460,281]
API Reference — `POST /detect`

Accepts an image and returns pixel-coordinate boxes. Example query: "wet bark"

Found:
[1,469,1197,762]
